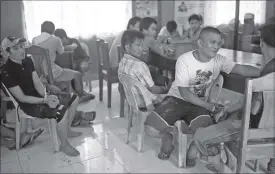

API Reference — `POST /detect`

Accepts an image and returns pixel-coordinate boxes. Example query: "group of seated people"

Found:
[116,15,275,173]
[0,12,275,173]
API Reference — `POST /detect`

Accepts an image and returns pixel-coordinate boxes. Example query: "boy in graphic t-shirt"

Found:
[144,26,261,163]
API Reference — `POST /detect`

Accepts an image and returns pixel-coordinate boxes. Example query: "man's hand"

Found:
[44,95,59,108]
[48,84,61,94]
[211,103,227,122]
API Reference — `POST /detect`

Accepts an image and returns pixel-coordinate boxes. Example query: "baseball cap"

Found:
[1,36,26,52]
[260,24,275,48]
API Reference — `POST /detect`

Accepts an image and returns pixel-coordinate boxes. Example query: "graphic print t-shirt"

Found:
[168,50,236,101]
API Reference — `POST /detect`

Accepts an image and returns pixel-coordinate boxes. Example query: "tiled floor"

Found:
[0,81,268,173]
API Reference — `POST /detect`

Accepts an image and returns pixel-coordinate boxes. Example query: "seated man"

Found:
[32,21,94,103]
[109,16,141,68]
[188,23,275,173]
[140,17,172,85]
[181,14,203,43]
[144,27,261,162]
[1,36,82,156]
[118,30,169,108]
[53,28,91,73]
[157,20,181,44]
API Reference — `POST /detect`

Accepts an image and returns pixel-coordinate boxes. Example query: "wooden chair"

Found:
[224,72,275,173]
[96,39,119,108]
[80,42,93,92]
[117,45,127,118]
[25,45,71,92]
[118,73,155,152]
[1,83,59,152]
[174,75,224,168]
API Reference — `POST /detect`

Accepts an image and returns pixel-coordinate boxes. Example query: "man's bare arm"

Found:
[231,64,261,77]
[8,86,44,104]
[32,71,46,97]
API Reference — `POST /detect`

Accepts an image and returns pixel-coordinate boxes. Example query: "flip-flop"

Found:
[9,129,44,150]
[81,111,96,122]
[158,145,175,160]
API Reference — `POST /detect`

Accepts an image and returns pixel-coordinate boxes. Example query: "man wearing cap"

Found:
[186,24,275,173]
[32,21,95,103]
[1,36,82,156]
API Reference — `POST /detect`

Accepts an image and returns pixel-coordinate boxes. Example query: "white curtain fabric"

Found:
[23,1,132,41]
[204,1,266,26]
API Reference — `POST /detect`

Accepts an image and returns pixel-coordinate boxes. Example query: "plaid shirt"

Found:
[118,54,157,107]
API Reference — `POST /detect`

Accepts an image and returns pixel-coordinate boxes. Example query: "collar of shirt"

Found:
[33,32,52,45]
[123,54,143,62]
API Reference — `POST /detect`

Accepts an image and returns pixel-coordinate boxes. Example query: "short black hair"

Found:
[139,17,157,31]
[166,21,177,33]
[199,26,222,39]
[127,16,141,30]
[54,28,68,39]
[260,24,275,48]
[188,14,201,23]
[41,21,55,34]
[121,30,144,51]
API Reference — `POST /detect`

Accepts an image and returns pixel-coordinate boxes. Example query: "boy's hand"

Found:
[211,103,227,122]
[44,95,59,108]
[48,84,61,94]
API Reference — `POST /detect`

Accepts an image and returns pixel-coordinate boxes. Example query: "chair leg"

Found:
[137,111,145,152]
[236,147,247,173]
[107,82,112,108]
[175,121,188,168]
[126,107,133,144]
[89,81,92,92]
[119,85,125,117]
[16,116,21,150]
[99,76,103,102]
[48,119,59,153]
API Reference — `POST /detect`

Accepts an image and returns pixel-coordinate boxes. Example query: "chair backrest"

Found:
[55,51,74,70]
[241,72,275,142]
[118,73,153,110]
[25,45,54,84]
[1,83,19,109]
[80,42,90,57]
[96,39,111,70]
[116,45,123,63]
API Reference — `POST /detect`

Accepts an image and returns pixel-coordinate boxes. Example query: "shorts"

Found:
[20,93,77,123]
[54,68,78,82]
[144,96,210,132]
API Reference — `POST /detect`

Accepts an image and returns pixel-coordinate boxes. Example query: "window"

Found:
[23,1,132,40]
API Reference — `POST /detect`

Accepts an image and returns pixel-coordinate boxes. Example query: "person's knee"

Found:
[144,125,162,138]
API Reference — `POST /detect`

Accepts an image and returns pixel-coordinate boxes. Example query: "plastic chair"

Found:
[1,83,59,152]
[118,73,155,152]
[174,75,224,168]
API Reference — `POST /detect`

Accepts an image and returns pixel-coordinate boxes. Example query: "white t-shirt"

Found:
[168,50,236,101]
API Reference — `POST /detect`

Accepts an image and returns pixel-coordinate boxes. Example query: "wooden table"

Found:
[148,48,263,94]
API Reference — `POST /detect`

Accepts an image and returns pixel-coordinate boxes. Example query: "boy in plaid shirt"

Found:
[118,30,169,108]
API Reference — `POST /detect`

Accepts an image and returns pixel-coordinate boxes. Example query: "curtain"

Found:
[204,1,266,26]
[23,1,132,41]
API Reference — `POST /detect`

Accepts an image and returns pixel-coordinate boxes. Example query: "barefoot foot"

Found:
[60,145,80,156]
[68,130,83,138]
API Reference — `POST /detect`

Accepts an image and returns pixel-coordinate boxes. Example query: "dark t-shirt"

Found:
[1,57,42,110]
[67,38,89,62]
[250,58,275,128]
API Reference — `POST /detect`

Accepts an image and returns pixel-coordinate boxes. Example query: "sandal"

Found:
[9,129,44,150]
[158,145,175,160]
[72,111,96,127]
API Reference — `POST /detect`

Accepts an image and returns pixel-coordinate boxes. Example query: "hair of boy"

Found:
[198,26,222,40]
[139,17,157,32]
[121,30,145,51]
[166,20,177,33]
[188,14,201,23]
[260,24,275,48]
[54,28,68,39]
[41,21,55,35]
[198,14,203,22]
[126,16,142,30]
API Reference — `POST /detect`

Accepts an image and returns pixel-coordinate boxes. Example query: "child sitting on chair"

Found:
[118,30,169,109]
[181,14,203,43]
